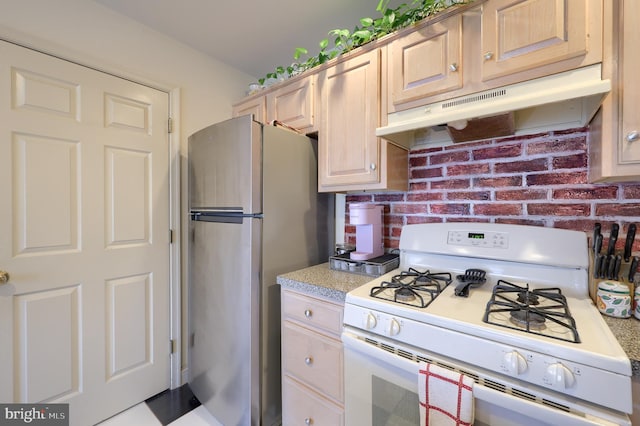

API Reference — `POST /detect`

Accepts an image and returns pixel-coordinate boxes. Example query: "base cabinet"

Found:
[282,376,344,426]
[281,289,344,424]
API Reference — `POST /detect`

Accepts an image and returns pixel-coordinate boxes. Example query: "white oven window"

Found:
[342,328,630,426]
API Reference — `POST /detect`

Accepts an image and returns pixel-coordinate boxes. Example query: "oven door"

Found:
[342,327,630,426]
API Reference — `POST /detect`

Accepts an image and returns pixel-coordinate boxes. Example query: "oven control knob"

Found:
[386,318,401,336]
[544,362,576,389]
[502,350,528,375]
[363,312,377,330]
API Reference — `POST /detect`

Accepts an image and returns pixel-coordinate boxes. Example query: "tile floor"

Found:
[98,384,222,426]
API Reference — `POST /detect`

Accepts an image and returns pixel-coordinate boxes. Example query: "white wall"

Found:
[0,0,256,382]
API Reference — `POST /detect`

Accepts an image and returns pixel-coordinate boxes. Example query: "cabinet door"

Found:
[619,0,640,166]
[589,0,640,182]
[266,75,316,132]
[232,96,266,123]
[481,0,588,81]
[319,49,381,190]
[389,14,462,106]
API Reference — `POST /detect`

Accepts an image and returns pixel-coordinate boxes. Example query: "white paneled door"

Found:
[0,40,171,425]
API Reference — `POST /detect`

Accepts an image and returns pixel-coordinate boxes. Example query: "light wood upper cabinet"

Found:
[589,0,640,182]
[617,0,640,169]
[266,75,317,133]
[386,0,602,114]
[318,48,408,192]
[481,0,589,81]
[389,14,463,106]
[232,95,266,123]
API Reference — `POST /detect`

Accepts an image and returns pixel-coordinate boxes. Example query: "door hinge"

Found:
[168,117,173,134]
[170,339,176,354]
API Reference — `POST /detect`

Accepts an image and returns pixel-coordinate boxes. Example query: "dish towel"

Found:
[418,362,474,426]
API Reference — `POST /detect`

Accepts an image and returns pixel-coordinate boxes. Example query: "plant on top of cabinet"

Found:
[255,0,475,89]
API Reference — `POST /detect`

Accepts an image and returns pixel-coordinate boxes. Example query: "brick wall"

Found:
[344,127,640,252]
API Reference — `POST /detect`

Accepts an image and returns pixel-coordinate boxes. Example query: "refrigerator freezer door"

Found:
[188,115,262,213]
[189,217,261,426]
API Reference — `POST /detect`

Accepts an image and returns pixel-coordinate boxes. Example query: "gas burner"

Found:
[517,291,540,305]
[509,310,546,330]
[483,279,580,343]
[369,268,452,308]
[395,287,417,302]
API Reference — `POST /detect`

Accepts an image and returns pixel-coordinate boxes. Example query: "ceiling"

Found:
[94,0,404,81]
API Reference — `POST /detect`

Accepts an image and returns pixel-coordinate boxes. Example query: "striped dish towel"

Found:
[418,362,474,426]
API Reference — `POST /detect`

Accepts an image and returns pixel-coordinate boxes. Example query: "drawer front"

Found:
[282,321,343,402]
[282,375,344,426]
[282,289,343,337]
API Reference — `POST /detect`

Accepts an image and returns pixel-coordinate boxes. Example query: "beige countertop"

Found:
[603,315,640,376]
[278,262,640,376]
[277,262,372,302]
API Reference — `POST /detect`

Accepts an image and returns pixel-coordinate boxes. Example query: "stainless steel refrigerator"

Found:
[188,115,332,426]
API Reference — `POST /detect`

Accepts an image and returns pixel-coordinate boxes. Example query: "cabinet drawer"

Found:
[282,375,344,426]
[282,321,343,402]
[282,289,343,337]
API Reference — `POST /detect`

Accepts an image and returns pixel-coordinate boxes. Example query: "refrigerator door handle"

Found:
[190,211,262,223]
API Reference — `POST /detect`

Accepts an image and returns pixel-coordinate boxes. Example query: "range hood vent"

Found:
[377,64,610,147]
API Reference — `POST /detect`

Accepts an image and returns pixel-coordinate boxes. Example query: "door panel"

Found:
[15,286,81,402]
[0,40,170,425]
[13,133,80,254]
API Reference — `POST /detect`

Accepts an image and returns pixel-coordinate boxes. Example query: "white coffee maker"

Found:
[349,203,384,261]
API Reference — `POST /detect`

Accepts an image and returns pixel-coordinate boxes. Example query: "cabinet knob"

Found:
[304,356,313,365]
[449,63,459,72]
[370,163,377,171]
[483,52,494,61]
[304,309,312,318]
[304,418,313,425]
[626,130,640,142]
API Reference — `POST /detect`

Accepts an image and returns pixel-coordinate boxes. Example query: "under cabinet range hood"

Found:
[377,64,611,147]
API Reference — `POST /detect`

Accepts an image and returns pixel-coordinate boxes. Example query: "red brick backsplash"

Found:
[344,127,640,254]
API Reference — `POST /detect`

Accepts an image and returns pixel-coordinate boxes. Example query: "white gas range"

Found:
[342,223,632,426]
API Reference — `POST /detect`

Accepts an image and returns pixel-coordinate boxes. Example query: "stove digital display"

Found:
[468,232,485,239]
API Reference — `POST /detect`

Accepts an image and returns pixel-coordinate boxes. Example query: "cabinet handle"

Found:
[370,163,377,171]
[304,356,313,365]
[304,418,313,425]
[483,52,494,61]
[304,309,312,318]
[626,131,640,142]
[449,63,459,72]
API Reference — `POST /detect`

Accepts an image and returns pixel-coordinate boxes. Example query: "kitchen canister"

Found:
[596,280,632,318]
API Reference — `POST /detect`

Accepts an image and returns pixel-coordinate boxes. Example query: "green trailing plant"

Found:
[256,0,473,87]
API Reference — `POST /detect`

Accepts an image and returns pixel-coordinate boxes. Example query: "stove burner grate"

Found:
[483,279,580,343]
[370,268,452,308]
